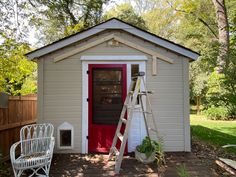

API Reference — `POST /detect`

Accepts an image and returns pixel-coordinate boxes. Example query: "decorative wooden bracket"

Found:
[152,56,157,75]
[53,34,174,75]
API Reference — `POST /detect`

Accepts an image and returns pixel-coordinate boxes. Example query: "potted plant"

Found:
[135,136,165,165]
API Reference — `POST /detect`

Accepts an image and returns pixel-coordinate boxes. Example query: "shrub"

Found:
[203,106,229,120]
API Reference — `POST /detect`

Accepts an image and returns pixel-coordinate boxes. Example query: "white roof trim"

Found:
[26,19,199,60]
[26,28,105,60]
[93,20,199,59]
[124,28,199,60]
[80,55,148,61]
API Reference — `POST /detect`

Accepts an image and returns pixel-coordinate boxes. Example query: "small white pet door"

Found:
[57,122,74,149]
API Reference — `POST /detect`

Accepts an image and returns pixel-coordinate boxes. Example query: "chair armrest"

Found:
[10,141,21,163]
[48,137,55,155]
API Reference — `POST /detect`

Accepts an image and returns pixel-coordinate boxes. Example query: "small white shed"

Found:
[26,18,199,153]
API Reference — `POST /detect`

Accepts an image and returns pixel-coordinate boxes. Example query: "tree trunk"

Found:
[196,96,201,115]
[212,0,229,72]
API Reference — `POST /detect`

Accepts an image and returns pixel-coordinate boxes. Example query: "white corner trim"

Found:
[38,59,44,123]
[80,55,148,61]
[182,59,191,152]
[82,63,88,154]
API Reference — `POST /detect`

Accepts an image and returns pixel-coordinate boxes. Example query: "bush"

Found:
[203,106,229,120]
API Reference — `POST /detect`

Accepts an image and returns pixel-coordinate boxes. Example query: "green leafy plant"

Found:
[136,136,165,165]
[154,139,165,166]
[177,164,190,177]
[137,136,156,158]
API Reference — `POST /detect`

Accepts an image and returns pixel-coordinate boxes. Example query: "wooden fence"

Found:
[0,94,37,161]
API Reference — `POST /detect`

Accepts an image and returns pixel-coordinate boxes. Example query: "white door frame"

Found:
[81,57,146,153]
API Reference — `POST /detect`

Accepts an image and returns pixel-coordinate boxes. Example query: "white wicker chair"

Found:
[10,123,54,177]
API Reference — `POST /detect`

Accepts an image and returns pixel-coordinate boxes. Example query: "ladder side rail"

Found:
[108,79,136,159]
[114,77,141,173]
[141,77,159,138]
[139,94,150,138]
[108,94,129,159]
[114,102,135,173]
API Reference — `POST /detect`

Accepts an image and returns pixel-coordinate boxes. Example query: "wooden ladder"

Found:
[108,72,158,174]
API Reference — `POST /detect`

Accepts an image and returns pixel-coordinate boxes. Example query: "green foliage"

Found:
[64,23,85,36]
[0,34,37,95]
[177,164,189,177]
[137,136,156,158]
[190,61,208,98]
[20,73,37,95]
[29,0,110,44]
[206,71,225,101]
[221,47,236,116]
[0,0,30,41]
[154,139,165,166]
[142,1,178,39]
[103,3,147,30]
[204,48,236,118]
[203,106,229,120]
[136,136,165,166]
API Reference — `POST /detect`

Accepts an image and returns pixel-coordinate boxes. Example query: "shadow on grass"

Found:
[191,125,236,154]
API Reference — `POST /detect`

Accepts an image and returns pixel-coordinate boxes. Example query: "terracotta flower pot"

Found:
[135,148,156,164]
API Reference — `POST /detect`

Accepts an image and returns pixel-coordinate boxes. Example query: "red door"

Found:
[88,64,127,153]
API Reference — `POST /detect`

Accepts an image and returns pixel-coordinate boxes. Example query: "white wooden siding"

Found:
[42,57,83,153]
[38,29,190,152]
[146,56,186,151]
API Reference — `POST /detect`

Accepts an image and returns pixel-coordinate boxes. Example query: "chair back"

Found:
[20,123,54,155]
[20,123,54,141]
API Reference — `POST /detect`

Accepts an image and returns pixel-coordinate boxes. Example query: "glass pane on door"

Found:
[92,68,123,124]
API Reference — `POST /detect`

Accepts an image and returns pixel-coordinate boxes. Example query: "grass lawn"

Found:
[190,114,236,154]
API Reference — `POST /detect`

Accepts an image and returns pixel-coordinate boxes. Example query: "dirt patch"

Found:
[192,139,236,177]
[0,162,12,177]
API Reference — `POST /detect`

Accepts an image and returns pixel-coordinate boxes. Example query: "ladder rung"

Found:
[143,111,152,114]
[132,71,145,78]
[120,118,127,124]
[127,105,141,109]
[117,132,124,142]
[149,128,157,132]
[139,91,153,95]
[134,105,141,109]
[113,147,120,156]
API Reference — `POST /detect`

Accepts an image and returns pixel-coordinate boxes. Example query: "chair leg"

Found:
[39,163,50,176]
[28,164,50,177]
[12,168,23,177]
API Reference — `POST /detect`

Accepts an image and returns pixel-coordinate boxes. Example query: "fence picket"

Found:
[0,94,37,161]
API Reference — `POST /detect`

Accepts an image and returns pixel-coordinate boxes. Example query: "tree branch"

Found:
[63,0,77,25]
[166,1,218,39]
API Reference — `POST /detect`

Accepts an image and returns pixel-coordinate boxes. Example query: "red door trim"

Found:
[88,64,127,153]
